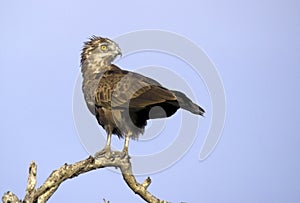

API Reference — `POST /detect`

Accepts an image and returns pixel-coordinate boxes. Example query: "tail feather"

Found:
[172,90,205,116]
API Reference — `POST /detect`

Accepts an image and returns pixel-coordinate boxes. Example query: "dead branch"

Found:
[1,151,169,203]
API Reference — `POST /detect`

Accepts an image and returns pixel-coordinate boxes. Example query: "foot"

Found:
[94,146,112,158]
[120,148,130,159]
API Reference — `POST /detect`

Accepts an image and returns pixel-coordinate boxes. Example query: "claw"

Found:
[120,148,130,159]
[94,146,112,158]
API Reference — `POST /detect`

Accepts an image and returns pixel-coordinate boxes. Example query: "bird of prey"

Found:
[80,36,205,156]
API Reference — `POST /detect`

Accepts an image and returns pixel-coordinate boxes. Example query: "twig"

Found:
[24,161,37,202]
[2,192,22,203]
[2,151,170,203]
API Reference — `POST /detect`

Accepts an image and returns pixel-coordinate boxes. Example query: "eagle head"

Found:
[81,36,122,67]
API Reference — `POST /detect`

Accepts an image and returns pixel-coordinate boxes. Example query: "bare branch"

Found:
[142,177,152,190]
[2,192,22,203]
[2,151,170,203]
[24,161,37,202]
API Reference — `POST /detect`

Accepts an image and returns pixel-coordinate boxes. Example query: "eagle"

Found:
[80,36,205,156]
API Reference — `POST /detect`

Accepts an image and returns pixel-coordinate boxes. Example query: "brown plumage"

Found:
[80,36,205,156]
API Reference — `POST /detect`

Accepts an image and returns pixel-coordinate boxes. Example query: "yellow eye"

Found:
[101,45,107,51]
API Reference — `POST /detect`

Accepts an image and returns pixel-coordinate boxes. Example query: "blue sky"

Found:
[1,0,300,202]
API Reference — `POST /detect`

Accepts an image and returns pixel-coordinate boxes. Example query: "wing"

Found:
[95,65,177,110]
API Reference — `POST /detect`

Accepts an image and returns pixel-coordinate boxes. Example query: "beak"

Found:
[115,45,122,58]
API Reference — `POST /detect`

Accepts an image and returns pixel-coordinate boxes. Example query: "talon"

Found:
[121,148,129,159]
[94,146,112,158]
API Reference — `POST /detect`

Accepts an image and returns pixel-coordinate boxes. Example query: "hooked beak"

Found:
[115,45,122,58]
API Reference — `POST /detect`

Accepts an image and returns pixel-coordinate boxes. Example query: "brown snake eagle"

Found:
[80,36,205,157]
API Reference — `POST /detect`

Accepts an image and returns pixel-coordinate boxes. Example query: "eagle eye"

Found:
[101,45,108,51]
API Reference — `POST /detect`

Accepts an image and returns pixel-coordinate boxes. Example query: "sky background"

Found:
[1,0,300,203]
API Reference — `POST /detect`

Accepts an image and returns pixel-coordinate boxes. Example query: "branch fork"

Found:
[2,151,170,203]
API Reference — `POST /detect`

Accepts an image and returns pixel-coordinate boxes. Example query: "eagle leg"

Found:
[105,132,112,148]
[121,133,131,158]
[94,133,112,157]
